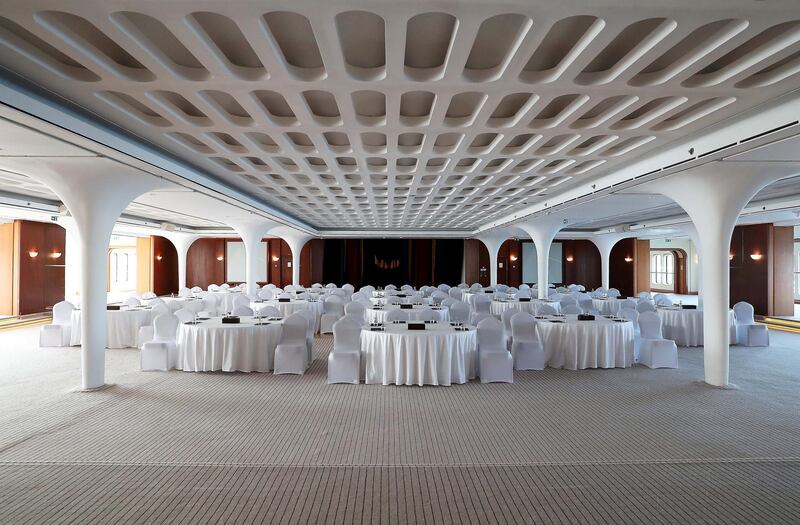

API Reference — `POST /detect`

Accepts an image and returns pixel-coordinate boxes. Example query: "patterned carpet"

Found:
[0,328,798,523]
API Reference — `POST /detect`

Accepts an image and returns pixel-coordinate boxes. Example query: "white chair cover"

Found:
[562,304,583,315]
[510,312,545,370]
[637,301,657,313]
[385,309,409,323]
[274,313,308,375]
[344,301,367,325]
[321,296,345,334]
[477,317,513,383]
[638,311,678,369]
[328,317,361,384]
[254,305,281,318]
[141,313,180,371]
[40,300,74,347]
[231,305,254,316]
[449,301,470,323]
[733,301,769,347]
[123,297,141,307]
[537,304,557,316]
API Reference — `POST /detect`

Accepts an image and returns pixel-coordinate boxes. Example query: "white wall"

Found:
[649,238,699,293]
[225,241,267,282]
[522,242,563,285]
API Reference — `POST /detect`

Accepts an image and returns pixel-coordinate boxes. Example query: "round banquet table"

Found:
[251,299,323,333]
[656,307,737,347]
[536,315,635,370]
[177,316,283,372]
[361,322,477,386]
[69,307,152,348]
[366,305,449,324]
[490,299,561,317]
[462,290,494,307]
[210,291,245,314]
[591,298,625,315]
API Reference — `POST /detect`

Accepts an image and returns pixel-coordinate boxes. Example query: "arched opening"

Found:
[649,248,688,294]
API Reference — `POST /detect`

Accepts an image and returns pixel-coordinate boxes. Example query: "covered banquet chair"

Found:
[274,313,309,375]
[510,312,545,370]
[733,301,769,347]
[320,295,345,334]
[477,317,513,383]
[140,313,180,371]
[638,311,678,369]
[40,300,75,347]
[328,317,361,384]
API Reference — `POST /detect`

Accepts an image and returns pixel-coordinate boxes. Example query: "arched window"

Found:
[650,250,675,291]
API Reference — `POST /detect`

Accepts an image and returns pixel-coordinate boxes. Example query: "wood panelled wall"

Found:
[560,240,601,290]
[635,240,651,295]
[299,239,464,288]
[729,223,793,316]
[464,240,489,286]
[0,220,66,315]
[186,238,226,289]
[609,238,637,298]
[151,236,178,296]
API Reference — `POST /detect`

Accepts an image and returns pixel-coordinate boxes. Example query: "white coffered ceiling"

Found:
[0,0,799,233]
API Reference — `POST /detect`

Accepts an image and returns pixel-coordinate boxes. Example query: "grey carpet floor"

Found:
[0,327,799,523]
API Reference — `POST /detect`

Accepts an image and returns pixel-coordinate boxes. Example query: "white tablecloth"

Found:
[366,305,449,324]
[591,298,625,315]
[536,315,635,370]
[657,307,737,347]
[70,308,152,349]
[210,291,245,314]
[251,299,323,333]
[490,299,561,317]
[463,290,494,307]
[177,317,282,372]
[361,323,477,386]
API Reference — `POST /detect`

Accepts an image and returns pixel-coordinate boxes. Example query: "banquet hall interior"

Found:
[1,0,800,522]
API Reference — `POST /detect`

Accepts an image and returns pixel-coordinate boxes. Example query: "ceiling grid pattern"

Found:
[0,1,799,230]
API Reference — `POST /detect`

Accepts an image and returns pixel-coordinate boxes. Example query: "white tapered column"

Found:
[590,233,631,291]
[647,161,791,387]
[475,232,508,286]
[519,218,565,299]
[271,226,312,286]
[5,158,165,390]
[231,220,275,297]
[163,233,201,290]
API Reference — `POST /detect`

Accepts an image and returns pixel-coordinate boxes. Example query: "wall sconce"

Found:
[216,255,224,261]
[50,251,62,259]
[272,255,280,262]
[156,255,163,261]
[509,255,518,262]
[28,250,38,258]
[750,252,763,261]
[729,253,734,261]
[565,255,574,262]
[624,256,633,263]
